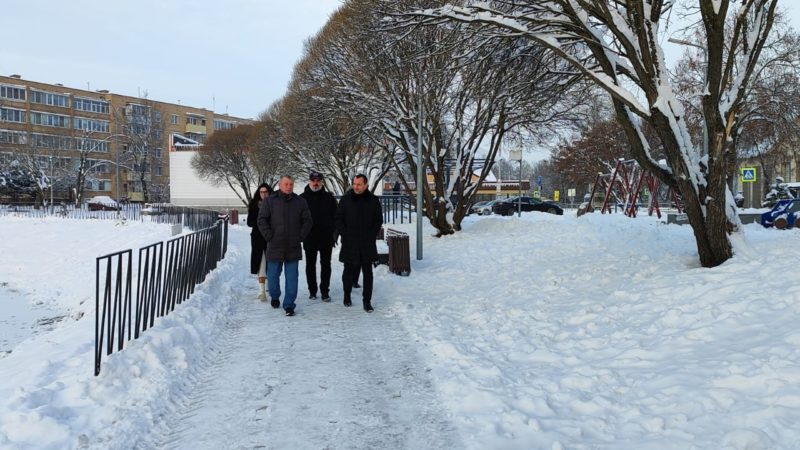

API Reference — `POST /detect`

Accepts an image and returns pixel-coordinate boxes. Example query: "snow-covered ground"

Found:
[1,212,799,449]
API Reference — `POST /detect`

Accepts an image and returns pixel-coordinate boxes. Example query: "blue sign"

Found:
[740,167,757,183]
[536,175,543,187]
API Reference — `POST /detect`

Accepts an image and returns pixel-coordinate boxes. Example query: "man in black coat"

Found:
[258,175,313,316]
[300,171,338,301]
[335,174,383,312]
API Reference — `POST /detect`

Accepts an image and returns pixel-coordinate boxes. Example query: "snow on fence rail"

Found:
[94,218,228,375]
[0,203,221,229]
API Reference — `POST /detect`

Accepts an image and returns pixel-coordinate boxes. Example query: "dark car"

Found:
[492,196,564,216]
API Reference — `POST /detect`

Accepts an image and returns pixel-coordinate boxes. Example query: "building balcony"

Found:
[185,123,206,134]
[126,173,151,182]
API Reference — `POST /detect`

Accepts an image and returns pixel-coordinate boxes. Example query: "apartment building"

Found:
[0,74,249,203]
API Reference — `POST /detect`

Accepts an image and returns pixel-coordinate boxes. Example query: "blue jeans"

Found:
[267,259,299,310]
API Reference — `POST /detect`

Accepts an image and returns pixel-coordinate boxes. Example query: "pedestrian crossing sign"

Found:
[740,167,757,183]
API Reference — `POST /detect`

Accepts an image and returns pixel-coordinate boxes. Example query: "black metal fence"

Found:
[94,218,228,375]
[378,195,413,225]
[332,195,412,224]
[0,202,219,227]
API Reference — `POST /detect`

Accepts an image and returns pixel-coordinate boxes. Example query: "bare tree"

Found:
[0,159,38,201]
[414,0,779,267]
[12,140,70,208]
[289,0,586,235]
[671,19,800,197]
[113,97,165,203]
[72,131,123,206]
[281,25,397,195]
[191,124,260,206]
[251,107,298,189]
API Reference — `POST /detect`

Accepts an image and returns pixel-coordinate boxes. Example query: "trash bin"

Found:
[385,229,411,276]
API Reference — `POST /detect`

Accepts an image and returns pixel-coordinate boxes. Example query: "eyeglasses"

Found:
[259,190,268,194]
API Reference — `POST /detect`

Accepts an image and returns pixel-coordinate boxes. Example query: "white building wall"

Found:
[169,151,248,208]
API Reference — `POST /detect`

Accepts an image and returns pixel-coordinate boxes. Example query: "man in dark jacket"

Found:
[335,174,383,312]
[258,175,313,316]
[300,171,338,302]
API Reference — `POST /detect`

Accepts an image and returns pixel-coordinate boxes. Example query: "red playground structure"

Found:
[585,159,683,218]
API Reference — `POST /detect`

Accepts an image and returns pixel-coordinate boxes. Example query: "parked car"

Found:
[492,197,564,216]
[141,203,165,215]
[470,200,499,216]
[86,196,120,211]
[469,200,489,215]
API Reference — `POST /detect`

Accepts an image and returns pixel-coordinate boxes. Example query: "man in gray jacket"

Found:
[258,175,313,316]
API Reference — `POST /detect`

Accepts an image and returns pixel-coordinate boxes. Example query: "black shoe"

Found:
[363,301,374,313]
[285,308,295,316]
[352,282,361,289]
[270,299,280,309]
[309,293,317,300]
[321,293,331,303]
[343,298,352,307]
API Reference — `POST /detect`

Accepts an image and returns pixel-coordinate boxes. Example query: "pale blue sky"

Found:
[1,0,342,119]
[1,1,795,124]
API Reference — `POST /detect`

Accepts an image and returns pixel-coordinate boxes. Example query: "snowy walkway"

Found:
[156,238,460,450]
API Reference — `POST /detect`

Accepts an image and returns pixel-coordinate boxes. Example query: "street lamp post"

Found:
[416,93,424,261]
[116,147,120,204]
[49,155,54,214]
[509,148,523,217]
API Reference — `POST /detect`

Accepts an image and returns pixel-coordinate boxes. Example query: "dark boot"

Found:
[363,300,373,313]
[343,294,352,307]
[270,298,280,309]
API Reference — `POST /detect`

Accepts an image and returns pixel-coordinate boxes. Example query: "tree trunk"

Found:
[651,111,733,268]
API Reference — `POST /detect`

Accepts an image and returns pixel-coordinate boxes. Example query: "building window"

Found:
[155,165,162,176]
[35,155,71,170]
[186,115,206,126]
[0,129,27,145]
[86,179,112,191]
[74,97,109,114]
[185,132,207,144]
[127,103,151,117]
[74,117,110,133]
[75,137,109,153]
[31,133,72,150]
[30,111,70,128]
[0,84,26,101]
[154,148,162,159]
[87,160,112,174]
[171,114,178,125]
[1,107,27,123]
[214,119,236,130]
[30,90,69,107]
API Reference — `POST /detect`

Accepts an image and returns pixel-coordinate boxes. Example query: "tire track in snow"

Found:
[158,252,460,449]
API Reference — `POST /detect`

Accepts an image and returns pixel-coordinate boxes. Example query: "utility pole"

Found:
[49,155,54,213]
[509,148,522,217]
[416,90,424,260]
